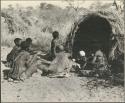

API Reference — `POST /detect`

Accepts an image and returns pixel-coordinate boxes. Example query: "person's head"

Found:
[14,38,22,46]
[52,31,59,39]
[26,38,32,44]
[20,38,32,51]
[94,50,104,62]
[79,50,86,57]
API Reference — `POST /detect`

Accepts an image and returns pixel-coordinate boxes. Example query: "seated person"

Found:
[8,51,31,81]
[20,38,33,52]
[92,49,106,67]
[84,53,95,70]
[20,38,38,54]
[50,31,60,60]
[40,31,60,61]
[75,50,87,69]
[91,49,111,78]
[80,49,111,78]
[47,45,79,78]
[6,38,22,67]
[7,38,34,81]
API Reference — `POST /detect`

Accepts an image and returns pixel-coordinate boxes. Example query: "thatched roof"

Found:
[65,9,124,61]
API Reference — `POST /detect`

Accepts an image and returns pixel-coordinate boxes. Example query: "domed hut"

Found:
[65,9,124,62]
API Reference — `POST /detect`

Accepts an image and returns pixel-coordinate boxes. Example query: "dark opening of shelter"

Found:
[72,15,112,58]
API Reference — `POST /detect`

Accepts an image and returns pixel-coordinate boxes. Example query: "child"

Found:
[51,31,60,60]
[6,38,22,67]
[20,38,32,52]
[21,38,38,54]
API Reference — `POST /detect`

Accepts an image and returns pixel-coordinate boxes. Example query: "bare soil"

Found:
[1,46,124,102]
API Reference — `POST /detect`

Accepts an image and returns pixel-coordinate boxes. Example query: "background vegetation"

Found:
[1,0,124,52]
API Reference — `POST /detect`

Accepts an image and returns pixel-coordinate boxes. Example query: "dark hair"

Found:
[26,38,32,43]
[52,31,59,39]
[20,41,31,51]
[14,38,22,46]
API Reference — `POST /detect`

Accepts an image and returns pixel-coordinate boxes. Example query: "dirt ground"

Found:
[1,46,124,102]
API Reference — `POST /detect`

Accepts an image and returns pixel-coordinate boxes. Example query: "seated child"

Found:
[20,38,32,52]
[6,38,22,67]
[51,31,60,60]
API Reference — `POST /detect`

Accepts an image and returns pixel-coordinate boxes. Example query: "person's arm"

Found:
[7,46,17,61]
[27,44,38,54]
[51,40,56,58]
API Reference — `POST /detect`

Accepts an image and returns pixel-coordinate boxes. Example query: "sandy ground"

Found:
[1,46,124,102]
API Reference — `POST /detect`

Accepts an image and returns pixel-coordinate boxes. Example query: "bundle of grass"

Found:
[65,9,124,76]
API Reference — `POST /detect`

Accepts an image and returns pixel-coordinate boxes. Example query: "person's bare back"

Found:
[47,52,79,77]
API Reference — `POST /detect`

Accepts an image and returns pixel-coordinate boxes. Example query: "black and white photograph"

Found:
[1,0,124,102]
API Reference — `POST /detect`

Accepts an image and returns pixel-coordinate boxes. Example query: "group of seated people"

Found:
[6,38,32,68]
[4,31,112,82]
[6,37,35,81]
[5,31,72,81]
[75,49,111,78]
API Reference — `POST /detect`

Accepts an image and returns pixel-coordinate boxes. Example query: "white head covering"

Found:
[79,50,85,56]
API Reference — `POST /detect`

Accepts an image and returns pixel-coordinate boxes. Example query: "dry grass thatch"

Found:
[65,8,124,61]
